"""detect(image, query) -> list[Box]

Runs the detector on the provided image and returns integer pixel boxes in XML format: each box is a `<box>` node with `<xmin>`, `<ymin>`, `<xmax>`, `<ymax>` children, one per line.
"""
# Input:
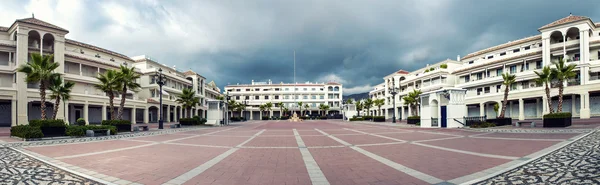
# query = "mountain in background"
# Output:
<box><xmin>343</xmin><ymin>92</ymin><xmax>369</xmax><ymax>101</ymax></box>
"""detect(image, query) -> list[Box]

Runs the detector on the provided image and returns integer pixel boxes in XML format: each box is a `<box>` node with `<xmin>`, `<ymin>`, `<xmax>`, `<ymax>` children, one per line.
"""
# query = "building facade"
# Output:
<box><xmin>224</xmin><ymin>80</ymin><xmax>343</xmax><ymax>119</ymax></box>
<box><xmin>369</xmin><ymin>14</ymin><xmax>600</xmax><ymax>121</ymax></box>
<box><xmin>0</xmin><ymin>17</ymin><xmax>213</xmax><ymax>127</ymax></box>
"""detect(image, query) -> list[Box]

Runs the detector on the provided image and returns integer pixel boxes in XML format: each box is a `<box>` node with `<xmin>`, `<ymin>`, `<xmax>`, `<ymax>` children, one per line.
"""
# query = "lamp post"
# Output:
<box><xmin>223</xmin><ymin>91</ymin><xmax>231</xmax><ymax>125</ymax></box>
<box><xmin>389</xmin><ymin>84</ymin><xmax>399</xmax><ymax>123</ymax></box>
<box><xmin>156</xmin><ymin>68</ymin><xmax>166</xmax><ymax>129</ymax></box>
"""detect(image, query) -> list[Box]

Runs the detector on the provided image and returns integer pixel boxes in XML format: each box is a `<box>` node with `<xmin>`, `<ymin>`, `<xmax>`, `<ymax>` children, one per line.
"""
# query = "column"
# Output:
<box><xmin>572</xmin><ymin>94</ymin><xmax>576</xmax><ymax>115</ymax></box>
<box><xmin>518</xmin><ymin>99</ymin><xmax>524</xmax><ymax>120</ymax></box>
<box><xmin>83</xmin><ymin>103</ymin><xmax>89</xmax><ymax>125</ymax></box>
<box><xmin>480</xmin><ymin>103</ymin><xmax>485</xmax><ymax>117</ymax></box>
<box><xmin>166</xmin><ymin>105</ymin><xmax>171</xmax><ymax>122</ymax></box>
<box><xmin>101</xmin><ymin>103</ymin><xmax>107</xmax><ymax>121</ymax></box>
<box><xmin>16</xmin><ymin>31</ymin><xmax>28</xmax><ymax>125</ymax></box>
<box><xmin>143</xmin><ymin>107</ymin><xmax>149</xmax><ymax>123</ymax></box>
<box><xmin>542</xmin><ymin>97</ymin><xmax>550</xmax><ymax>115</ymax></box>
<box><xmin>270</xmin><ymin>110</ymin><xmax>273</xmax><ymax>117</ymax></box>
<box><xmin>11</xmin><ymin>99</ymin><xmax>16</xmax><ymax>126</ymax></box>
<box><xmin>408</xmin><ymin>106</ymin><xmax>412</xmax><ymax>116</ymax></box>
<box><xmin>563</xmin><ymin>33</ymin><xmax>567</xmax><ymax>57</ymax></box>
<box><xmin>259</xmin><ymin>111</ymin><xmax>262</xmax><ymax>119</ymax></box>
<box><xmin>250</xmin><ymin>110</ymin><xmax>253</xmax><ymax>120</ymax></box>
<box><xmin>131</xmin><ymin>105</ymin><xmax>137</xmax><ymax>124</ymax></box>
<box><xmin>508</xmin><ymin>101</ymin><xmax>513</xmax><ymax>118</ymax></box>
<box><xmin>542</xmin><ymin>38</ymin><xmax>551</xmax><ymax>66</ymax></box>
<box><xmin>401</xmin><ymin>106</ymin><xmax>406</xmax><ymax>120</ymax></box>
<box><xmin>394</xmin><ymin>107</ymin><xmax>399</xmax><ymax>120</ymax></box>
<box><xmin>536</xmin><ymin>98</ymin><xmax>541</xmax><ymax>118</ymax></box>
<box><xmin>580</xmin><ymin>93</ymin><xmax>590</xmax><ymax>119</ymax></box>
<box><xmin>179</xmin><ymin>107</ymin><xmax>183</xmax><ymax>119</ymax></box>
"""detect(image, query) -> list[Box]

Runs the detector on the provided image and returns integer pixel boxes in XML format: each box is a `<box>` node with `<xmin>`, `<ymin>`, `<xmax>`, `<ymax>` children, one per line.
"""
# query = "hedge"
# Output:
<box><xmin>362</xmin><ymin>116</ymin><xmax>373</xmax><ymax>120</ymax></box>
<box><xmin>280</xmin><ymin>116</ymin><xmax>290</xmax><ymax>120</ymax></box>
<box><xmin>319</xmin><ymin>116</ymin><xmax>327</xmax><ymax>120</ymax></box>
<box><xmin>543</xmin><ymin>112</ymin><xmax>572</xmax><ymax>119</ymax></box>
<box><xmin>11</xmin><ymin>125</ymin><xmax>44</xmax><ymax>139</ymax></box>
<box><xmin>76</xmin><ymin>118</ymin><xmax>86</xmax><ymax>126</ymax></box>
<box><xmin>349</xmin><ymin>117</ymin><xmax>364</xmax><ymax>121</ymax></box>
<box><xmin>29</xmin><ymin>119</ymin><xmax>67</xmax><ymax>127</ymax></box>
<box><xmin>408</xmin><ymin>116</ymin><xmax>421</xmax><ymax>119</ymax></box>
<box><xmin>66</xmin><ymin>125</ymin><xmax>117</xmax><ymax>136</ymax></box>
<box><xmin>101</xmin><ymin>120</ymin><xmax>131</xmax><ymax>125</ymax></box>
<box><xmin>471</xmin><ymin>122</ymin><xmax>496</xmax><ymax>128</ymax></box>
<box><xmin>262</xmin><ymin>116</ymin><xmax>270</xmax><ymax>120</ymax></box>
<box><xmin>373</xmin><ymin>116</ymin><xmax>385</xmax><ymax>122</ymax></box>
<box><xmin>180</xmin><ymin>117</ymin><xmax>206</xmax><ymax>125</ymax></box>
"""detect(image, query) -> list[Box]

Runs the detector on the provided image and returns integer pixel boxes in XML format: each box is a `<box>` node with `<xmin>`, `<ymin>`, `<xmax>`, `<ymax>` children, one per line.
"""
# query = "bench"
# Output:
<box><xmin>169</xmin><ymin>124</ymin><xmax>181</xmax><ymax>128</ymax></box>
<box><xmin>133</xmin><ymin>125</ymin><xmax>149</xmax><ymax>132</ymax></box>
<box><xmin>515</xmin><ymin>121</ymin><xmax>535</xmax><ymax>128</ymax></box>
<box><xmin>86</xmin><ymin>129</ymin><xmax>110</xmax><ymax>137</ymax></box>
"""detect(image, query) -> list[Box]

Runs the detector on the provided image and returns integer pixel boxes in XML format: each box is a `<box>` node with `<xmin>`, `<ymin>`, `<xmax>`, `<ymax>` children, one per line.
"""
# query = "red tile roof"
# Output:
<box><xmin>15</xmin><ymin>18</ymin><xmax>69</xmax><ymax>32</ymax></box>
<box><xmin>326</xmin><ymin>82</ymin><xmax>341</xmax><ymax>85</ymax></box>
<box><xmin>66</xmin><ymin>39</ymin><xmax>134</xmax><ymax>62</ymax></box>
<box><xmin>461</xmin><ymin>35</ymin><xmax>541</xmax><ymax>61</ymax></box>
<box><xmin>183</xmin><ymin>70</ymin><xmax>196</xmax><ymax>76</ymax></box>
<box><xmin>396</xmin><ymin>69</ymin><xmax>410</xmax><ymax>74</ymax></box>
<box><xmin>147</xmin><ymin>99</ymin><xmax>160</xmax><ymax>104</ymax></box>
<box><xmin>539</xmin><ymin>14</ymin><xmax>590</xmax><ymax>30</ymax></box>
<box><xmin>453</xmin><ymin>51</ymin><xmax>542</xmax><ymax>74</ymax></box>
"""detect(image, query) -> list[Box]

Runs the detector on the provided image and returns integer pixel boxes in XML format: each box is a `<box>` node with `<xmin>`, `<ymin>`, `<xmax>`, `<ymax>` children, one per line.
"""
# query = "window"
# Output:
<box><xmin>510</xmin><ymin>66</ymin><xmax>517</xmax><ymax>74</ymax></box>
<box><xmin>500</xmin><ymin>52</ymin><xmax>506</xmax><ymax>56</ymax></box>
<box><xmin>303</xmin><ymin>95</ymin><xmax>308</xmax><ymax>99</ymax></box>
<box><xmin>486</xmin><ymin>70</ymin><xmax>490</xmax><ymax>78</ymax></box>
<box><xmin>496</xmin><ymin>69</ymin><xmax>503</xmax><ymax>76</ymax></box>
<box><xmin>275</xmin><ymin>88</ymin><xmax>280</xmax><ymax>91</ymax></box>
<box><xmin>285</xmin><ymin>88</ymin><xmax>289</xmax><ymax>91</ymax></box>
<box><xmin>320</xmin><ymin>88</ymin><xmax>324</xmax><ymax>91</ymax></box>
<box><xmin>487</xmin><ymin>55</ymin><xmax>494</xmax><ymax>59</ymax></box>
<box><xmin>265</xmin><ymin>96</ymin><xmax>269</xmax><ymax>99</ymax></box>
<box><xmin>484</xmin><ymin>87</ymin><xmax>490</xmax><ymax>93</ymax></box>
<box><xmin>524</xmin><ymin>46</ymin><xmax>530</xmax><ymax>50</ymax></box>
<box><xmin>255</xmin><ymin>88</ymin><xmax>260</xmax><ymax>91</ymax></box>
<box><xmin>468</xmin><ymin>61</ymin><xmax>474</xmax><ymax>64</ymax></box>
<box><xmin>151</xmin><ymin>89</ymin><xmax>156</xmax><ymax>97</ymax></box>
<box><xmin>275</xmin><ymin>95</ymin><xmax>279</xmax><ymax>99</ymax></box>
<box><xmin>477</xmin><ymin>88</ymin><xmax>482</xmax><ymax>95</ymax></box>
<box><xmin>303</xmin><ymin>88</ymin><xmax>307</xmax><ymax>91</ymax></box>
<box><xmin>295</xmin><ymin>95</ymin><xmax>299</xmax><ymax>99</ymax></box>
<box><xmin>245</xmin><ymin>96</ymin><xmax>249</xmax><ymax>100</ymax></box>
<box><xmin>254</xmin><ymin>96</ymin><xmax>259</xmax><ymax>100</ymax></box>
<box><xmin>312</xmin><ymin>95</ymin><xmax>316</xmax><ymax>99</ymax></box>
<box><xmin>320</xmin><ymin>95</ymin><xmax>324</xmax><ymax>99</ymax></box>
<box><xmin>284</xmin><ymin>95</ymin><xmax>289</xmax><ymax>99</ymax></box>
<box><xmin>311</xmin><ymin>88</ymin><xmax>315</xmax><ymax>91</ymax></box>
<box><xmin>295</xmin><ymin>88</ymin><xmax>298</xmax><ymax>91</ymax></box>
<box><xmin>464</xmin><ymin>75</ymin><xmax>470</xmax><ymax>83</ymax></box>
<box><xmin>496</xmin><ymin>85</ymin><xmax>502</xmax><ymax>93</ymax></box>
<box><xmin>312</xmin><ymin>103</ymin><xmax>316</xmax><ymax>107</ymax></box>
<box><xmin>536</xmin><ymin>61</ymin><xmax>542</xmax><ymax>69</ymax></box>
<box><xmin>246</xmin><ymin>89</ymin><xmax>250</xmax><ymax>91</ymax></box>
<box><xmin>525</xmin><ymin>63</ymin><xmax>530</xmax><ymax>71</ymax></box>
<box><xmin>236</xmin><ymin>96</ymin><xmax>240</xmax><ymax>100</ymax></box>
<box><xmin>476</xmin><ymin>73</ymin><xmax>483</xmax><ymax>80</ymax></box>
<box><xmin>510</xmin><ymin>83</ymin><xmax>517</xmax><ymax>90</ymax></box>
<box><xmin>538</xmin><ymin>43</ymin><xmax>542</xmax><ymax>47</ymax></box>
<box><xmin>236</xmin><ymin>89</ymin><xmax>241</xmax><ymax>92</ymax></box>
<box><xmin>513</xmin><ymin>49</ymin><xmax>520</xmax><ymax>53</ymax></box>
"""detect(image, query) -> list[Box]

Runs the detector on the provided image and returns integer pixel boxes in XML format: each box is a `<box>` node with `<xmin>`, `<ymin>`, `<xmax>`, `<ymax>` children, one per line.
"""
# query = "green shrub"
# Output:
<box><xmin>319</xmin><ymin>116</ymin><xmax>327</xmax><ymax>120</ymax></box>
<box><xmin>543</xmin><ymin>112</ymin><xmax>572</xmax><ymax>119</ymax></box>
<box><xmin>29</xmin><ymin>119</ymin><xmax>67</xmax><ymax>127</ymax></box>
<box><xmin>471</xmin><ymin>122</ymin><xmax>496</xmax><ymax>128</ymax></box>
<box><xmin>76</xmin><ymin>118</ymin><xmax>86</xmax><ymax>126</ymax></box>
<box><xmin>349</xmin><ymin>117</ymin><xmax>365</xmax><ymax>121</ymax></box>
<box><xmin>362</xmin><ymin>116</ymin><xmax>373</xmax><ymax>120</ymax></box>
<box><xmin>101</xmin><ymin>120</ymin><xmax>131</xmax><ymax>125</ymax></box>
<box><xmin>281</xmin><ymin>116</ymin><xmax>290</xmax><ymax>120</ymax></box>
<box><xmin>408</xmin><ymin>116</ymin><xmax>420</xmax><ymax>119</ymax></box>
<box><xmin>180</xmin><ymin>118</ymin><xmax>201</xmax><ymax>125</ymax></box>
<box><xmin>416</xmin><ymin>122</ymin><xmax>421</xmax><ymax>126</ymax></box>
<box><xmin>300</xmin><ymin>116</ymin><xmax>309</xmax><ymax>120</ymax></box>
<box><xmin>11</xmin><ymin>125</ymin><xmax>44</xmax><ymax>139</ymax></box>
<box><xmin>440</xmin><ymin>64</ymin><xmax>448</xmax><ymax>69</ymax></box>
<box><xmin>261</xmin><ymin>116</ymin><xmax>270</xmax><ymax>120</ymax></box>
<box><xmin>373</xmin><ymin>116</ymin><xmax>386</xmax><ymax>122</ymax></box>
<box><xmin>430</xmin><ymin>67</ymin><xmax>435</xmax><ymax>71</ymax></box>
<box><xmin>66</xmin><ymin>125</ymin><xmax>117</xmax><ymax>136</ymax></box>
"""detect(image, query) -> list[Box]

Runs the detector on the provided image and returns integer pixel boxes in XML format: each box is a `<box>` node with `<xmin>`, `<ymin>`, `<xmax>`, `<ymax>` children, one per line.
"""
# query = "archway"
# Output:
<box><xmin>550</xmin><ymin>31</ymin><xmax>563</xmax><ymax>44</ymax></box>
<box><xmin>42</xmin><ymin>33</ymin><xmax>55</xmax><ymax>53</ymax></box>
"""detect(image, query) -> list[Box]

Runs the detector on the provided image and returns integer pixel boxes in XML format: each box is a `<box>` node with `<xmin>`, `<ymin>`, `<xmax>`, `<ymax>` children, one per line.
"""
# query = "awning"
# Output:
<box><xmin>590</xmin><ymin>67</ymin><xmax>600</xmax><ymax>73</ymax></box>
<box><xmin>162</xmin><ymin>90</ymin><xmax>170</xmax><ymax>96</ymax></box>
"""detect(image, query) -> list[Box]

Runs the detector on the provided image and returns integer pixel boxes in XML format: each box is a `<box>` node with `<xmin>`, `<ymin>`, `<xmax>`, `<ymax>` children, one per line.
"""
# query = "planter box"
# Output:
<box><xmin>114</xmin><ymin>124</ymin><xmax>132</xmax><ymax>132</ymax></box>
<box><xmin>407</xmin><ymin>118</ymin><xmax>419</xmax><ymax>125</ymax></box>
<box><xmin>543</xmin><ymin>117</ymin><xmax>572</xmax><ymax>127</ymax></box>
<box><xmin>486</xmin><ymin>118</ymin><xmax>512</xmax><ymax>126</ymax></box>
<box><xmin>40</xmin><ymin>127</ymin><xmax>66</xmax><ymax>137</ymax></box>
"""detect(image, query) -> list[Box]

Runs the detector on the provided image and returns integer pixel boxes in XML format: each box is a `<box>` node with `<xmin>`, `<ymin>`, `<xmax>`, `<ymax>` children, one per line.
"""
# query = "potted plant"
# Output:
<box><xmin>487</xmin><ymin>73</ymin><xmax>514</xmax><ymax>126</ymax></box>
<box><xmin>30</xmin><ymin>119</ymin><xmax>67</xmax><ymax>137</ymax></box>
<box><xmin>541</xmin><ymin>58</ymin><xmax>575</xmax><ymax>127</ymax></box>
<box><xmin>543</xmin><ymin>112</ymin><xmax>572</xmax><ymax>127</ymax></box>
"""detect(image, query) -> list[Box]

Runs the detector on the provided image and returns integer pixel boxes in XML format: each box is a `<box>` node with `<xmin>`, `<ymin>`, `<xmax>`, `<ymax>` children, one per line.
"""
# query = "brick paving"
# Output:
<box><xmin>8</xmin><ymin>120</ymin><xmax>594</xmax><ymax>185</ymax></box>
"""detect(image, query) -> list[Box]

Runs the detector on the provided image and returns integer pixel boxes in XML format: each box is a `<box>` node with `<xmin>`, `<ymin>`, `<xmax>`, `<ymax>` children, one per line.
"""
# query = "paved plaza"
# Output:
<box><xmin>1</xmin><ymin>120</ymin><xmax>598</xmax><ymax>185</ymax></box>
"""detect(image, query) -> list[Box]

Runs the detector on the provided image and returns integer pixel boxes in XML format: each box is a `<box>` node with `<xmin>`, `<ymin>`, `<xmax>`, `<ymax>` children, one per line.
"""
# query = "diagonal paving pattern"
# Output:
<box><xmin>5</xmin><ymin>120</ymin><xmax>597</xmax><ymax>185</ymax></box>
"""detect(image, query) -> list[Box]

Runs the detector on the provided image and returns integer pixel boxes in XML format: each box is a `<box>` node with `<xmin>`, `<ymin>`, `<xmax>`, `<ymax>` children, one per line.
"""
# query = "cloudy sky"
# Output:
<box><xmin>2</xmin><ymin>0</ymin><xmax>599</xmax><ymax>94</ymax></box>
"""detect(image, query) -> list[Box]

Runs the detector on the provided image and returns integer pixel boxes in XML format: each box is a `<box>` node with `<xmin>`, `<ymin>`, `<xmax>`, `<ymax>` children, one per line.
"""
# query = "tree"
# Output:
<box><xmin>227</xmin><ymin>100</ymin><xmax>237</xmax><ymax>117</ymax></box>
<box><xmin>345</xmin><ymin>98</ymin><xmax>354</xmax><ymax>105</ymax></box>
<box><xmin>550</xmin><ymin>58</ymin><xmax>577</xmax><ymax>112</ymax></box>
<box><xmin>17</xmin><ymin>53</ymin><xmax>60</xmax><ymax>120</ymax></box>
<box><xmin>364</xmin><ymin>98</ymin><xmax>373</xmax><ymax>116</ymax></box>
<box><xmin>355</xmin><ymin>101</ymin><xmax>364</xmax><ymax>116</ymax></box>
<box><xmin>304</xmin><ymin>104</ymin><xmax>310</xmax><ymax>116</ymax></box>
<box><xmin>534</xmin><ymin>66</ymin><xmax>554</xmax><ymax>113</ymax></box>
<box><xmin>283</xmin><ymin>107</ymin><xmax>289</xmax><ymax>116</ymax></box>
<box><xmin>176</xmin><ymin>88</ymin><xmax>199</xmax><ymax>118</ymax></box>
<box><xmin>116</xmin><ymin>65</ymin><xmax>141</xmax><ymax>120</ymax></box>
<box><xmin>235</xmin><ymin>102</ymin><xmax>246</xmax><ymax>119</ymax></box>
<box><xmin>493</xmin><ymin>103</ymin><xmax>499</xmax><ymax>116</ymax></box>
<box><xmin>95</xmin><ymin>70</ymin><xmax>121</xmax><ymax>120</ymax></box>
<box><xmin>319</xmin><ymin>104</ymin><xmax>330</xmax><ymax>116</ymax></box>
<box><xmin>374</xmin><ymin>99</ymin><xmax>385</xmax><ymax>117</ymax></box>
<box><xmin>297</xmin><ymin>102</ymin><xmax>303</xmax><ymax>116</ymax></box>
<box><xmin>49</xmin><ymin>77</ymin><xmax>74</xmax><ymax>120</ymax></box>
<box><xmin>259</xmin><ymin>104</ymin><xmax>266</xmax><ymax>117</ymax></box>
<box><xmin>498</xmin><ymin>73</ymin><xmax>516</xmax><ymax>118</ymax></box>
<box><xmin>403</xmin><ymin>90</ymin><xmax>422</xmax><ymax>116</ymax></box>
<box><xmin>265</xmin><ymin>102</ymin><xmax>273</xmax><ymax>117</ymax></box>
<box><xmin>276</xmin><ymin>102</ymin><xmax>284</xmax><ymax>117</ymax></box>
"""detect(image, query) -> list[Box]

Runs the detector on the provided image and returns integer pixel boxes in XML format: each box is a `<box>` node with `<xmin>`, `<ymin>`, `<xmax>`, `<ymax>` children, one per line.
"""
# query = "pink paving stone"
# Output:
<box><xmin>296</xmin><ymin>130</ymin><xmax>323</xmax><ymax>135</ymax></box>
<box><xmin>261</xmin><ymin>130</ymin><xmax>294</xmax><ymax>135</ymax></box>
<box><xmin>174</xmin><ymin>135</ymin><xmax>251</xmax><ymax>147</ymax></box>
<box><xmin>26</xmin><ymin>140</ymin><xmax>144</xmax><ymax>158</ymax></box>
<box><xmin>309</xmin><ymin>147</ymin><xmax>427</xmax><ymax>185</ymax></box>
<box><xmin>130</xmin><ymin>133</ymin><xmax>192</xmax><ymax>142</ymax></box>
<box><xmin>184</xmin><ymin>148</ymin><xmax>310</xmax><ymax>185</ymax></box>
<box><xmin>180</xmin><ymin>129</ymin><xmax>218</xmax><ymax>135</ymax></box>
<box><xmin>334</xmin><ymin>134</ymin><xmax>399</xmax><ymax>145</ymax></box>
<box><xmin>301</xmin><ymin>135</ymin><xmax>344</xmax><ymax>147</ymax></box>
<box><xmin>0</xmin><ymin>136</ymin><xmax>23</xmax><ymax>142</ymax></box>
<box><xmin>208</xmin><ymin>130</ymin><xmax>259</xmax><ymax>136</ymax></box>
<box><xmin>319</xmin><ymin>129</ymin><xmax>360</xmax><ymax>135</ymax></box>
<box><xmin>424</xmin><ymin>129</ymin><xmax>482</xmax><ymax>136</ymax></box>
<box><xmin>61</xmin><ymin>144</ymin><xmax>228</xmax><ymax>185</ymax></box>
<box><xmin>361</xmin><ymin>144</ymin><xmax>511</xmax><ymax>180</ymax></box>
<box><xmin>357</xmin><ymin>128</ymin><xmax>411</xmax><ymax>134</ymax></box>
<box><xmin>379</xmin><ymin>132</ymin><xmax>459</xmax><ymax>141</ymax></box>
<box><xmin>475</xmin><ymin>132</ymin><xmax>580</xmax><ymax>140</ymax></box>
<box><xmin>421</xmin><ymin>137</ymin><xmax>560</xmax><ymax>157</ymax></box>
<box><xmin>243</xmin><ymin>136</ymin><xmax>298</xmax><ymax>147</ymax></box>
<box><xmin>254</xmin><ymin>121</ymin><xmax>350</xmax><ymax>130</ymax></box>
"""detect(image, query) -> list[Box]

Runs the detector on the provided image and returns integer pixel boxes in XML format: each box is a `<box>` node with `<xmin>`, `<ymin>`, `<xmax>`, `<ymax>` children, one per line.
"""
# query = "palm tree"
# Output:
<box><xmin>259</xmin><ymin>104</ymin><xmax>266</xmax><ymax>118</ymax></box>
<box><xmin>499</xmin><ymin>73</ymin><xmax>516</xmax><ymax>118</ymax></box>
<box><xmin>235</xmin><ymin>102</ymin><xmax>246</xmax><ymax>119</ymax></box>
<box><xmin>116</xmin><ymin>65</ymin><xmax>141</xmax><ymax>120</ymax></box>
<box><xmin>550</xmin><ymin>58</ymin><xmax>577</xmax><ymax>112</ymax></box>
<box><xmin>345</xmin><ymin>98</ymin><xmax>354</xmax><ymax>105</ymax></box>
<box><xmin>283</xmin><ymin>107</ymin><xmax>289</xmax><ymax>116</ymax></box>
<box><xmin>355</xmin><ymin>101</ymin><xmax>364</xmax><ymax>116</ymax></box>
<box><xmin>364</xmin><ymin>98</ymin><xmax>373</xmax><ymax>116</ymax></box>
<box><xmin>227</xmin><ymin>100</ymin><xmax>237</xmax><ymax>117</ymax></box>
<box><xmin>175</xmin><ymin>88</ymin><xmax>199</xmax><ymax>118</ymax></box>
<box><xmin>276</xmin><ymin>102</ymin><xmax>284</xmax><ymax>117</ymax></box>
<box><xmin>265</xmin><ymin>102</ymin><xmax>273</xmax><ymax>117</ymax></box>
<box><xmin>304</xmin><ymin>104</ymin><xmax>310</xmax><ymax>116</ymax></box>
<box><xmin>17</xmin><ymin>53</ymin><xmax>60</xmax><ymax>120</ymax></box>
<box><xmin>48</xmin><ymin>77</ymin><xmax>74</xmax><ymax>120</ymax></box>
<box><xmin>95</xmin><ymin>70</ymin><xmax>121</xmax><ymax>120</ymax></box>
<box><xmin>297</xmin><ymin>102</ymin><xmax>304</xmax><ymax>116</ymax></box>
<box><xmin>403</xmin><ymin>90</ymin><xmax>422</xmax><ymax>116</ymax></box>
<box><xmin>319</xmin><ymin>104</ymin><xmax>330</xmax><ymax>116</ymax></box>
<box><xmin>534</xmin><ymin>66</ymin><xmax>554</xmax><ymax>113</ymax></box>
<box><xmin>374</xmin><ymin>99</ymin><xmax>385</xmax><ymax>117</ymax></box>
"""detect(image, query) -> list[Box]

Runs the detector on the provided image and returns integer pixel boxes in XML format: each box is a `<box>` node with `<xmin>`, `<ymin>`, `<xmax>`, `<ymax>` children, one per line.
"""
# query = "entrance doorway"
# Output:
<box><xmin>441</xmin><ymin>106</ymin><xmax>447</xmax><ymax>128</ymax></box>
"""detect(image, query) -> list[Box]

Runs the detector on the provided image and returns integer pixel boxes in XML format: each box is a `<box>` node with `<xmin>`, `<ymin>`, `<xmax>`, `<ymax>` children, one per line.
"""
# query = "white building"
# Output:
<box><xmin>0</xmin><ymin>17</ymin><xmax>213</xmax><ymax>126</ymax></box>
<box><xmin>224</xmin><ymin>80</ymin><xmax>343</xmax><ymax>119</ymax></box>
<box><xmin>369</xmin><ymin>14</ymin><xmax>600</xmax><ymax>126</ymax></box>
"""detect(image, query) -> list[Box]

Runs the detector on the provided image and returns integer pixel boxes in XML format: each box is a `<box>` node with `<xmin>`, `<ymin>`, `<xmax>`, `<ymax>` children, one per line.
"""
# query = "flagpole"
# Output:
<box><xmin>294</xmin><ymin>50</ymin><xmax>296</xmax><ymax>114</ymax></box>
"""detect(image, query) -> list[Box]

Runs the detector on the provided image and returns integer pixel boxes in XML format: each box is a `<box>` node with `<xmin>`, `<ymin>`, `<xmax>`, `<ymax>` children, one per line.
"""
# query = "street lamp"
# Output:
<box><xmin>155</xmin><ymin>68</ymin><xmax>166</xmax><ymax>129</ymax></box>
<box><xmin>222</xmin><ymin>91</ymin><xmax>231</xmax><ymax>125</ymax></box>
<box><xmin>389</xmin><ymin>82</ymin><xmax>399</xmax><ymax>123</ymax></box>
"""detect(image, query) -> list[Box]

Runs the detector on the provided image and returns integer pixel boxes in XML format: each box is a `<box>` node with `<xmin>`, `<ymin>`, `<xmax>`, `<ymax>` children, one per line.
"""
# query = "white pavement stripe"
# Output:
<box><xmin>344</xmin><ymin>128</ymin><xmax>407</xmax><ymax>142</ymax></box>
<box><xmin>470</xmin><ymin>136</ymin><xmax>566</xmax><ymax>141</ymax></box>
<box><xmin>418</xmin><ymin>131</ymin><xmax>464</xmax><ymax>137</ymax></box>
<box><xmin>55</xmin><ymin>143</ymin><xmax>158</xmax><ymax>160</ymax></box>
<box><xmin>412</xmin><ymin>142</ymin><xmax>519</xmax><ymax>160</ymax></box>
<box><xmin>165</xmin><ymin>129</ymin><xmax>266</xmax><ymax>185</ymax></box>
<box><xmin>294</xmin><ymin>129</ymin><xmax>330</xmax><ymax>185</ymax></box>
<box><xmin>164</xmin><ymin>127</ymin><xmax>240</xmax><ymax>143</ymax></box>
<box><xmin>316</xmin><ymin>129</ymin><xmax>444</xmax><ymax>184</ymax></box>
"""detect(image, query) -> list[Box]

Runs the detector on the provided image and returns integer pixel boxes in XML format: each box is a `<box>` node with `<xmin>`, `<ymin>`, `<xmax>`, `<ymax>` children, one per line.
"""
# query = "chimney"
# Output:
<box><xmin>251</xmin><ymin>80</ymin><xmax>254</xmax><ymax>85</ymax></box>
<box><xmin>457</xmin><ymin>55</ymin><xmax>461</xmax><ymax>61</ymax></box>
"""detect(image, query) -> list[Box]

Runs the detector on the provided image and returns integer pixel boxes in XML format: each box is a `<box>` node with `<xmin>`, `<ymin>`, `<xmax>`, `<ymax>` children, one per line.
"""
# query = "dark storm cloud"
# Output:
<box><xmin>4</xmin><ymin>0</ymin><xmax>598</xmax><ymax>94</ymax></box>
